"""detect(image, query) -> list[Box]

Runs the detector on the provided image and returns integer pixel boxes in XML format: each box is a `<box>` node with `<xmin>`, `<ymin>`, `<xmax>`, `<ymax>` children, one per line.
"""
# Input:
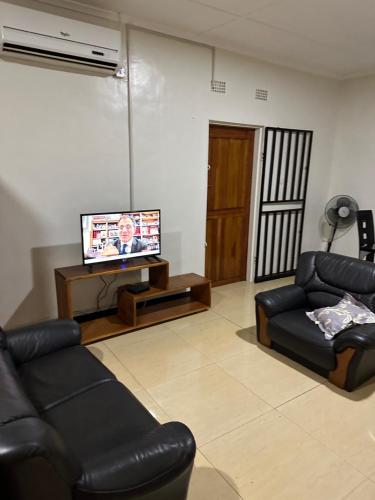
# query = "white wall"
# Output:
<box><xmin>129</xmin><ymin>31</ymin><xmax>212</xmax><ymax>276</ymax></box>
<box><xmin>0</xmin><ymin>18</ymin><xmax>341</xmax><ymax>328</ymax></box>
<box><xmin>209</xmin><ymin>50</ymin><xmax>340</xmax><ymax>263</ymax></box>
<box><xmin>129</xmin><ymin>32</ymin><xmax>340</xmax><ymax>276</ymax></box>
<box><xmin>328</xmin><ymin>76</ymin><xmax>375</xmax><ymax>257</ymax></box>
<box><xmin>0</xmin><ymin>60</ymin><xmax>129</xmax><ymax>327</ymax></box>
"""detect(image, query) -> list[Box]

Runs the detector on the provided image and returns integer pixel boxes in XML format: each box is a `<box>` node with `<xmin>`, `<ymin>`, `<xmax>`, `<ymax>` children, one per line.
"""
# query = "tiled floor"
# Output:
<box><xmin>88</xmin><ymin>279</ymin><xmax>375</xmax><ymax>500</ymax></box>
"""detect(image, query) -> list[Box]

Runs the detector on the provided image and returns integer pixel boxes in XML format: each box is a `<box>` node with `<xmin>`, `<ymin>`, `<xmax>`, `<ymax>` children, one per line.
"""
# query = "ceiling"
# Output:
<box><xmin>54</xmin><ymin>0</ymin><xmax>375</xmax><ymax>79</ymax></box>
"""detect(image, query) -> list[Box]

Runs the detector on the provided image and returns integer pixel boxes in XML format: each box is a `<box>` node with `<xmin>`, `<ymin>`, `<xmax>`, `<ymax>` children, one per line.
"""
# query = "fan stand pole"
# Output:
<box><xmin>327</xmin><ymin>222</ymin><xmax>338</xmax><ymax>252</ymax></box>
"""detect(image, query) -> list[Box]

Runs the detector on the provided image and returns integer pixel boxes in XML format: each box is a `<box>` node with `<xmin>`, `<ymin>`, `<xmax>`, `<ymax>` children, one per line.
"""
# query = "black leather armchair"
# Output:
<box><xmin>255</xmin><ymin>251</ymin><xmax>375</xmax><ymax>391</ymax></box>
<box><xmin>0</xmin><ymin>320</ymin><xmax>196</xmax><ymax>500</ymax></box>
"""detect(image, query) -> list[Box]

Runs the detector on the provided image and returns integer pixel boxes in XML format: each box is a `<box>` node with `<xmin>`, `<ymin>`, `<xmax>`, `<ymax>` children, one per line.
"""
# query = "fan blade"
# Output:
<box><xmin>336</xmin><ymin>210</ymin><xmax>357</xmax><ymax>228</ymax></box>
<box><xmin>326</xmin><ymin>207</ymin><xmax>338</xmax><ymax>225</ymax></box>
<box><xmin>336</xmin><ymin>196</ymin><xmax>351</xmax><ymax>208</ymax></box>
<box><xmin>346</xmin><ymin>211</ymin><xmax>357</xmax><ymax>225</ymax></box>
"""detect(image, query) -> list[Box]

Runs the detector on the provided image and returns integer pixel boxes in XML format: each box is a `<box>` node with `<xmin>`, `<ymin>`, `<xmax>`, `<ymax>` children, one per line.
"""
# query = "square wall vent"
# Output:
<box><xmin>211</xmin><ymin>80</ymin><xmax>226</xmax><ymax>93</ymax></box>
<box><xmin>255</xmin><ymin>88</ymin><xmax>269</xmax><ymax>101</ymax></box>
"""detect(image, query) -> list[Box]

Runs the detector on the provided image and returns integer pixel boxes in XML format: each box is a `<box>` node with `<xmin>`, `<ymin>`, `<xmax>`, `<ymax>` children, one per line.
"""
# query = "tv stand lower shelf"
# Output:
<box><xmin>55</xmin><ymin>260</ymin><xmax>211</xmax><ymax>345</ymax></box>
<box><xmin>80</xmin><ymin>274</ymin><xmax>210</xmax><ymax>344</ymax></box>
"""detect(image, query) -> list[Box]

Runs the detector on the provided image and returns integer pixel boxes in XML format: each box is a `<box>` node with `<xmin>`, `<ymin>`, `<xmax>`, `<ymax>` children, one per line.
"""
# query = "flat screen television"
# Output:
<box><xmin>80</xmin><ymin>210</ymin><xmax>161</xmax><ymax>265</ymax></box>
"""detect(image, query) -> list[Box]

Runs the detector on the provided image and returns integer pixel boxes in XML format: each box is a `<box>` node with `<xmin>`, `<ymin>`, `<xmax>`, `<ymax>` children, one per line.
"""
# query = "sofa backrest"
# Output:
<box><xmin>0</xmin><ymin>326</ymin><xmax>7</xmax><ymax>350</ymax></box>
<box><xmin>0</xmin><ymin>346</ymin><xmax>80</xmax><ymax>499</ymax></box>
<box><xmin>0</xmin><ymin>348</ymin><xmax>38</xmax><ymax>426</ymax></box>
<box><xmin>295</xmin><ymin>251</ymin><xmax>375</xmax><ymax>311</ymax></box>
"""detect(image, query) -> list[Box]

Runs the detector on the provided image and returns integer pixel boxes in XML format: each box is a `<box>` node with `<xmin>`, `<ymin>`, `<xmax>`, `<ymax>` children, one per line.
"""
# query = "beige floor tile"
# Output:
<box><xmin>211</xmin><ymin>297</ymin><xmax>246</xmax><ymax>315</ymax></box>
<box><xmin>213</xmin><ymin>278</ymin><xmax>292</xmax><ymax>300</ymax></box>
<box><xmin>212</xmin><ymin>295</ymin><xmax>256</xmax><ymax>319</ymax></box>
<box><xmin>173</xmin><ymin>317</ymin><xmax>254</xmax><ymax>362</ymax></box>
<box><xmin>212</xmin><ymin>282</ymin><xmax>257</xmax><ymax>300</ymax></box>
<box><xmin>188</xmin><ymin>451</ymin><xmax>241</xmax><ymax>500</ymax></box>
<box><xmin>218</xmin><ymin>346</ymin><xmax>321</xmax><ymax>407</ymax></box>
<box><xmin>212</xmin><ymin>284</ymin><xmax>256</xmax><ymax>298</ymax></box>
<box><xmin>253</xmin><ymin>277</ymin><xmax>294</xmax><ymax>293</ymax></box>
<box><xmin>278</xmin><ymin>383</ymin><xmax>375</xmax><ymax>476</ymax></box>
<box><xmin>214</xmin><ymin>281</ymin><xmax>255</xmax><ymax>293</ymax></box>
<box><xmin>148</xmin><ymin>364</ymin><xmax>272</xmax><ymax>446</ymax></box>
<box><xmin>211</xmin><ymin>283</ymin><xmax>262</xmax><ymax>320</ymax></box>
<box><xmin>211</xmin><ymin>292</ymin><xmax>255</xmax><ymax>312</ymax></box>
<box><xmin>88</xmin><ymin>279</ymin><xmax>375</xmax><ymax>500</ymax></box>
<box><xmin>132</xmin><ymin>389</ymin><xmax>171</xmax><ymax>423</ymax></box>
<box><xmin>87</xmin><ymin>342</ymin><xmax>142</xmax><ymax>393</ymax></box>
<box><xmin>166</xmin><ymin>309</ymin><xmax>221</xmax><ymax>330</ymax></box>
<box><xmin>344</xmin><ymin>480</ymin><xmax>375</xmax><ymax>499</ymax></box>
<box><xmin>210</xmin><ymin>290</ymin><xmax>230</xmax><ymax>310</ymax></box>
<box><xmin>201</xmin><ymin>410</ymin><xmax>364</xmax><ymax>500</ymax></box>
<box><xmin>105</xmin><ymin>323</ymin><xmax>171</xmax><ymax>351</ymax></box>
<box><xmin>216</xmin><ymin>304</ymin><xmax>256</xmax><ymax>329</ymax></box>
<box><xmin>107</xmin><ymin>330</ymin><xmax>212</xmax><ymax>389</ymax></box>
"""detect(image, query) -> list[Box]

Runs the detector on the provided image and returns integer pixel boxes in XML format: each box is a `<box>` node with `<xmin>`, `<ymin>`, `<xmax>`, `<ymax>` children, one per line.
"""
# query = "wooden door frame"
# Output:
<box><xmin>206</xmin><ymin>121</ymin><xmax>264</xmax><ymax>283</ymax></box>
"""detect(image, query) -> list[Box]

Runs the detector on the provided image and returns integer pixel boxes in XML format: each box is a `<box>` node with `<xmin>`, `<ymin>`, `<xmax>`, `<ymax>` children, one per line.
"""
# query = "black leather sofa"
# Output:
<box><xmin>255</xmin><ymin>251</ymin><xmax>375</xmax><ymax>391</ymax></box>
<box><xmin>0</xmin><ymin>320</ymin><xmax>196</xmax><ymax>500</ymax></box>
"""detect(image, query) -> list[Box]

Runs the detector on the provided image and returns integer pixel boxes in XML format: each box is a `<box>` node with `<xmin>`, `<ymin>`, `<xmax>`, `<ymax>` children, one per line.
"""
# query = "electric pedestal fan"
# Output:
<box><xmin>325</xmin><ymin>195</ymin><xmax>359</xmax><ymax>252</ymax></box>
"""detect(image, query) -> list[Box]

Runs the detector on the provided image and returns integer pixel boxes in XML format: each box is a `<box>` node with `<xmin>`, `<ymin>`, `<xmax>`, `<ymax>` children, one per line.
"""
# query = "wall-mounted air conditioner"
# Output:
<box><xmin>0</xmin><ymin>2</ymin><xmax>121</xmax><ymax>75</ymax></box>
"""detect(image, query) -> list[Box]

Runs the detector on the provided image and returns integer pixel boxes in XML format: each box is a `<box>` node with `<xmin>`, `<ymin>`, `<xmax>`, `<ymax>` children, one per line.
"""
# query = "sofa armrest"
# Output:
<box><xmin>77</xmin><ymin>421</ymin><xmax>196</xmax><ymax>494</ymax></box>
<box><xmin>334</xmin><ymin>323</ymin><xmax>375</xmax><ymax>352</ymax></box>
<box><xmin>255</xmin><ymin>285</ymin><xmax>307</xmax><ymax>318</ymax></box>
<box><xmin>6</xmin><ymin>320</ymin><xmax>81</xmax><ymax>364</ymax></box>
<box><xmin>0</xmin><ymin>417</ymin><xmax>81</xmax><ymax>485</ymax></box>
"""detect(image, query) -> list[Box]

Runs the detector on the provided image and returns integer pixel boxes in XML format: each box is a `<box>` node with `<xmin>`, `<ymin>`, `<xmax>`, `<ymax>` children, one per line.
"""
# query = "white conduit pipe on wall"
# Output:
<box><xmin>124</xmin><ymin>22</ymin><xmax>134</xmax><ymax>210</ymax></box>
<box><xmin>121</xmin><ymin>23</ymin><xmax>214</xmax><ymax>211</ymax></box>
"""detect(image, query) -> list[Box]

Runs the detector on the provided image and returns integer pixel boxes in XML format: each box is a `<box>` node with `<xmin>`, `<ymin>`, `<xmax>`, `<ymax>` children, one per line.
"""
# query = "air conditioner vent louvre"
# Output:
<box><xmin>3</xmin><ymin>42</ymin><xmax>118</xmax><ymax>69</ymax></box>
<box><xmin>211</xmin><ymin>79</ymin><xmax>226</xmax><ymax>93</ymax></box>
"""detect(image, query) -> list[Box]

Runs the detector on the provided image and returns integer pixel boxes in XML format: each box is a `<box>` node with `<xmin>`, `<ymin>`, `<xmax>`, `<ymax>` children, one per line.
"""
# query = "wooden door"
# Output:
<box><xmin>205</xmin><ymin>125</ymin><xmax>255</xmax><ymax>286</ymax></box>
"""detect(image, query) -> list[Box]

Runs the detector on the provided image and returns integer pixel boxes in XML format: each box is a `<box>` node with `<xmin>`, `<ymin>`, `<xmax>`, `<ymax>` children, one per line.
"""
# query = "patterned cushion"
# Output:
<box><xmin>306</xmin><ymin>293</ymin><xmax>375</xmax><ymax>340</ymax></box>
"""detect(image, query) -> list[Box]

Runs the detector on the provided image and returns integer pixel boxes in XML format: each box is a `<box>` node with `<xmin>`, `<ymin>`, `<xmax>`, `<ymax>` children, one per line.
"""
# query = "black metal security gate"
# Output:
<box><xmin>254</xmin><ymin>127</ymin><xmax>313</xmax><ymax>282</ymax></box>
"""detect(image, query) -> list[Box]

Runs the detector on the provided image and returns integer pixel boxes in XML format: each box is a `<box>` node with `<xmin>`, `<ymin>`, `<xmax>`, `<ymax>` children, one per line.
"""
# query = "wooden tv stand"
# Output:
<box><xmin>55</xmin><ymin>258</ymin><xmax>211</xmax><ymax>345</ymax></box>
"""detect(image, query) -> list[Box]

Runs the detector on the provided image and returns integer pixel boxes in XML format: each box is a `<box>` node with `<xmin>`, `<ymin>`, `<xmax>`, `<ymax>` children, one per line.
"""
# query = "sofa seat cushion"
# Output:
<box><xmin>268</xmin><ymin>308</ymin><xmax>336</xmax><ymax>371</ymax></box>
<box><xmin>42</xmin><ymin>380</ymin><xmax>175</xmax><ymax>492</ymax></box>
<box><xmin>17</xmin><ymin>346</ymin><xmax>115</xmax><ymax>411</ymax></box>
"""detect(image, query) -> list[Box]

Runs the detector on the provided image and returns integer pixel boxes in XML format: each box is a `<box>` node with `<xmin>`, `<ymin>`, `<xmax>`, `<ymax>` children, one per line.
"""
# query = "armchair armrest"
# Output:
<box><xmin>5</xmin><ymin>320</ymin><xmax>81</xmax><ymax>365</ymax></box>
<box><xmin>255</xmin><ymin>284</ymin><xmax>307</xmax><ymax>318</ymax></box>
<box><xmin>334</xmin><ymin>323</ymin><xmax>375</xmax><ymax>352</ymax></box>
<box><xmin>77</xmin><ymin>421</ymin><xmax>196</xmax><ymax>493</ymax></box>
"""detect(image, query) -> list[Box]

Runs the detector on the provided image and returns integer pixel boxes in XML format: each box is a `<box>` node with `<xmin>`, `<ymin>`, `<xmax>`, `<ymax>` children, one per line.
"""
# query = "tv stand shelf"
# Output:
<box><xmin>55</xmin><ymin>259</ymin><xmax>211</xmax><ymax>345</ymax></box>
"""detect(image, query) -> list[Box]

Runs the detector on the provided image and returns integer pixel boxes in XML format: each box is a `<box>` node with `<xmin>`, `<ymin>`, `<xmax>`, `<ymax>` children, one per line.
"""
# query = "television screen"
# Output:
<box><xmin>80</xmin><ymin>210</ymin><xmax>161</xmax><ymax>265</ymax></box>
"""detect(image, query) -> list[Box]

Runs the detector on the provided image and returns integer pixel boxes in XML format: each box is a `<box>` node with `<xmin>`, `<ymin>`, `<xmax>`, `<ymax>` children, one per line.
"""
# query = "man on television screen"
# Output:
<box><xmin>112</xmin><ymin>215</ymin><xmax>147</xmax><ymax>254</ymax></box>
